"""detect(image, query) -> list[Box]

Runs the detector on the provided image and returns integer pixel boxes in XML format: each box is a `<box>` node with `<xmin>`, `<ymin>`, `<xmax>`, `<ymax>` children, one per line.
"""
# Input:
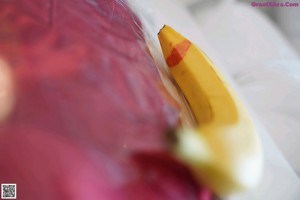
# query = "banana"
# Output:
<box><xmin>158</xmin><ymin>25</ymin><xmax>263</xmax><ymax>194</ymax></box>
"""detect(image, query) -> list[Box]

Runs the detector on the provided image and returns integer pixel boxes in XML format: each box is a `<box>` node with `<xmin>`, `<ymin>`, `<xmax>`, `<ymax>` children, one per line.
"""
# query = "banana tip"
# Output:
<box><xmin>164</xmin><ymin>128</ymin><xmax>178</xmax><ymax>148</ymax></box>
<box><xmin>158</xmin><ymin>24</ymin><xmax>167</xmax><ymax>35</ymax></box>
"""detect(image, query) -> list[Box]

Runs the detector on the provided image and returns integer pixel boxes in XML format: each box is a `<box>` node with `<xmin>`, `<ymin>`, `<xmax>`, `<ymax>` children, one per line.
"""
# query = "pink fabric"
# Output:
<box><xmin>0</xmin><ymin>0</ymin><xmax>212</xmax><ymax>199</ymax></box>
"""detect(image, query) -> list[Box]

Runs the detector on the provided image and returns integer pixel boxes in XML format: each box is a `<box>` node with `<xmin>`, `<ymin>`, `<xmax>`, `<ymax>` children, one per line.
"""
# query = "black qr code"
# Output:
<box><xmin>1</xmin><ymin>184</ymin><xmax>16</xmax><ymax>199</ymax></box>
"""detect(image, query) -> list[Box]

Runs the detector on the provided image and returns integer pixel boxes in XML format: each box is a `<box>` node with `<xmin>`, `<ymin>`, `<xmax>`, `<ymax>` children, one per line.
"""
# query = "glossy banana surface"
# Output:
<box><xmin>158</xmin><ymin>25</ymin><xmax>263</xmax><ymax>194</ymax></box>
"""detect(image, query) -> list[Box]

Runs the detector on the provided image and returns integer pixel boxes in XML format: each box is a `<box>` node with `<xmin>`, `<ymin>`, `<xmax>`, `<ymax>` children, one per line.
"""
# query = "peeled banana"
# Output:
<box><xmin>158</xmin><ymin>25</ymin><xmax>263</xmax><ymax>194</ymax></box>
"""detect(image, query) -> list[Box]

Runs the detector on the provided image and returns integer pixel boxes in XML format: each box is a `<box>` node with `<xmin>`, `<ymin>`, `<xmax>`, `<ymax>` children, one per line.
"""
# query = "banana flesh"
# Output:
<box><xmin>158</xmin><ymin>25</ymin><xmax>263</xmax><ymax>194</ymax></box>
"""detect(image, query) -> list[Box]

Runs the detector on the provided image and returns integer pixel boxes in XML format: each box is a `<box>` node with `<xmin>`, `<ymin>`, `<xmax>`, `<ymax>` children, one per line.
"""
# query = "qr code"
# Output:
<box><xmin>1</xmin><ymin>184</ymin><xmax>16</xmax><ymax>199</ymax></box>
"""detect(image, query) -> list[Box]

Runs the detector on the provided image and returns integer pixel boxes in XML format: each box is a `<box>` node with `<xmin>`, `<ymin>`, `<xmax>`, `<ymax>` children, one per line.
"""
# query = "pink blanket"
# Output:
<box><xmin>0</xmin><ymin>0</ymin><xmax>211</xmax><ymax>199</ymax></box>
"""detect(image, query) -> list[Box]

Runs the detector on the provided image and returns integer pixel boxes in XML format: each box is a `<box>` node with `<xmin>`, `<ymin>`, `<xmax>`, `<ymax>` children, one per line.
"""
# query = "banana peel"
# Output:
<box><xmin>158</xmin><ymin>25</ymin><xmax>263</xmax><ymax>195</ymax></box>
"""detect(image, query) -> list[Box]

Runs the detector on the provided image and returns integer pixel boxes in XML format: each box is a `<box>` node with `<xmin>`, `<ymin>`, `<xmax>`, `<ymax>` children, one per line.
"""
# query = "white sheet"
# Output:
<box><xmin>128</xmin><ymin>0</ymin><xmax>300</xmax><ymax>199</ymax></box>
<box><xmin>192</xmin><ymin>1</ymin><xmax>300</xmax><ymax>175</ymax></box>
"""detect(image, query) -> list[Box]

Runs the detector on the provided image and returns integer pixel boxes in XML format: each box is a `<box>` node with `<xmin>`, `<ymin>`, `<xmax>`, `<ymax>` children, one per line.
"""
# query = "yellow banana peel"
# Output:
<box><xmin>158</xmin><ymin>25</ymin><xmax>263</xmax><ymax>194</ymax></box>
